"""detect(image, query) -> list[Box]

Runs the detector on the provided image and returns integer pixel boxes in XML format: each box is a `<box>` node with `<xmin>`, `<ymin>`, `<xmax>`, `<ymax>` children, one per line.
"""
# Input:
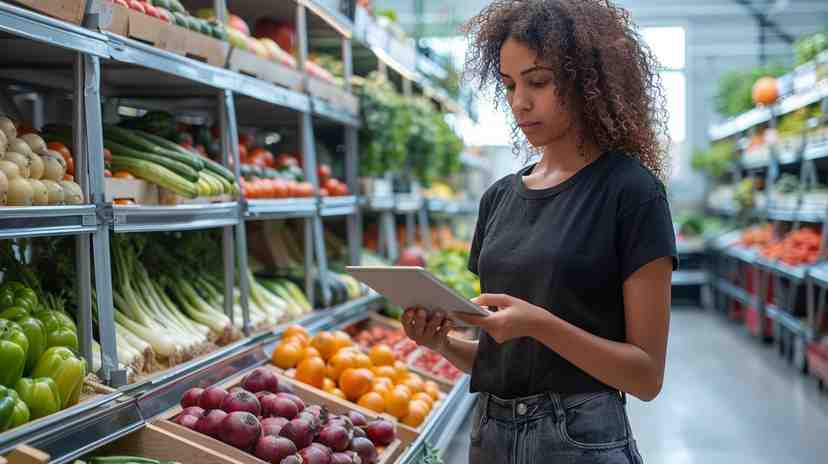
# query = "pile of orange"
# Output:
<box><xmin>271</xmin><ymin>325</ymin><xmax>441</xmax><ymax>427</ymax></box>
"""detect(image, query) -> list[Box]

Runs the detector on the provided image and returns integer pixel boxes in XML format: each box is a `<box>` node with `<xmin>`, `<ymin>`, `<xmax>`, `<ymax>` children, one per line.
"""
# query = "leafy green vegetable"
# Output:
<box><xmin>795</xmin><ymin>31</ymin><xmax>828</xmax><ymax>66</ymax></box>
<box><xmin>691</xmin><ymin>141</ymin><xmax>735</xmax><ymax>178</ymax></box>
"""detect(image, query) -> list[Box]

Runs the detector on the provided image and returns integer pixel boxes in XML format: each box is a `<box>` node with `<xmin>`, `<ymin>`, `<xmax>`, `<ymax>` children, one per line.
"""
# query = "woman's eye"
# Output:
<box><xmin>530</xmin><ymin>80</ymin><xmax>548</xmax><ymax>88</ymax></box>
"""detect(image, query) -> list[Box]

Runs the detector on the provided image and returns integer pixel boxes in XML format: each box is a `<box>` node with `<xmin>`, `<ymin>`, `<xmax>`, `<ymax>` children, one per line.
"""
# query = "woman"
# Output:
<box><xmin>401</xmin><ymin>1</ymin><xmax>677</xmax><ymax>463</ymax></box>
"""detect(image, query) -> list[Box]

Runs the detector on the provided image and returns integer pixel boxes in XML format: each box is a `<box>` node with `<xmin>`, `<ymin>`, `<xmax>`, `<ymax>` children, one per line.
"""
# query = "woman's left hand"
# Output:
<box><xmin>455</xmin><ymin>293</ymin><xmax>552</xmax><ymax>343</ymax></box>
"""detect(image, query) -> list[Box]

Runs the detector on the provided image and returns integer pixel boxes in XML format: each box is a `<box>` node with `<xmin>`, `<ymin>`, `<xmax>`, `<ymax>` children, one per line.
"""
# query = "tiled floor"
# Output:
<box><xmin>443</xmin><ymin>308</ymin><xmax>828</xmax><ymax>463</ymax></box>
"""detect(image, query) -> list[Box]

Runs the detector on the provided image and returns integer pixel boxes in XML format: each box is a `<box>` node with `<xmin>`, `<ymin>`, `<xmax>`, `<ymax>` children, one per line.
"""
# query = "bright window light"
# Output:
<box><xmin>642</xmin><ymin>26</ymin><xmax>686</xmax><ymax>70</ymax></box>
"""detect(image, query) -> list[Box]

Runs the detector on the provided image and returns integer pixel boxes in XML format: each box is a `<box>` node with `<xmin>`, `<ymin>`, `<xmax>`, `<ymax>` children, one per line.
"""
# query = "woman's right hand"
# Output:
<box><xmin>402</xmin><ymin>308</ymin><xmax>454</xmax><ymax>353</ymax></box>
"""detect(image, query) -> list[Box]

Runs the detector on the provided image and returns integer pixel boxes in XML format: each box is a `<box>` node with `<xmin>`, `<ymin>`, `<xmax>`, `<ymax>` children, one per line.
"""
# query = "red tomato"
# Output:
<box><xmin>276</xmin><ymin>153</ymin><xmax>298</xmax><ymax>168</ymax></box>
<box><xmin>295</xmin><ymin>182</ymin><xmax>314</xmax><ymax>197</ymax></box>
<box><xmin>238</xmin><ymin>133</ymin><xmax>254</xmax><ymax>149</ymax></box>
<box><xmin>63</xmin><ymin>174</ymin><xmax>74</xmax><ymax>181</ymax></box>
<box><xmin>103</xmin><ymin>148</ymin><xmax>113</xmax><ymax>162</ymax></box>
<box><xmin>142</xmin><ymin>2</ymin><xmax>160</xmax><ymax>18</ymax></box>
<box><xmin>47</xmin><ymin>141</ymin><xmax>72</xmax><ymax>160</ymax></box>
<box><xmin>317</xmin><ymin>164</ymin><xmax>331</xmax><ymax>182</ymax></box>
<box><xmin>238</xmin><ymin>144</ymin><xmax>248</xmax><ymax>162</ymax></box>
<box><xmin>320</xmin><ymin>188</ymin><xmax>329</xmax><ymax>197</ymax></box>
<box><xmin>127</xmin><ymin>0</ymin><xmax>145</xmax><ymax>13</ymax></box>
<box><xmin>272</xmin><ymin>179</ymin><xmax>288</xmax><ymax>198</ymax></box>
<box><xmin>104</xmin><ymin>169</ymin><xmax>113</xmax><ymax>178</ymax></box>
<box><xmin>113</xmin><ymin>199</ymin><xmax>135</xmax><ymax>205</ymax></box>
<box><xmin>155</xmin><ymin>7</ymin><xmax>171</xmax><ymax>22</ymax></box>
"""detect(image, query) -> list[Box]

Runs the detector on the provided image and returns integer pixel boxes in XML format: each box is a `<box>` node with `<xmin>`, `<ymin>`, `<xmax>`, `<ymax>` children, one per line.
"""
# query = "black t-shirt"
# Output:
<box><xmin>467</xmin><ymin>151</ymin><xmax>677</xmax><ymax>398</ymax></box>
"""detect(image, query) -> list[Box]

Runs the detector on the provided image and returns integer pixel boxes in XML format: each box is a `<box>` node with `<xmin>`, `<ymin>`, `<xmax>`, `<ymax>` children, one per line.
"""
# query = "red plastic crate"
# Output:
<box><xmin>744</xmin><ymin>306</ymin><xmax>774</xmax><ymax>338</ymax></box>
<box><xmin>807</xmin><ymin>343</ymin><xmax>828</xmax><ymax>385</ymax></box>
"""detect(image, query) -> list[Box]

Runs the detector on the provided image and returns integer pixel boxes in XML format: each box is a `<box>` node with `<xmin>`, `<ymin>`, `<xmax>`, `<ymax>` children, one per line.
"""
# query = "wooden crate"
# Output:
<box><xmin>227</xmin><ymin>48</ymin><xmax>304</xmax><ymax>91</ymax></box>
<box><xmin>11</xmin><ymin>0</ymin><xmax>85</xmax><ymax>24</ymax></box>
<box><xmin>157</xmin><ymin>365</ymin><xmax>407</xmax><ymax>464</ymax></box>
<box><xmin>105</xmin><ymin>178</ymin><xmax>159</xmax><ymax>204</ymax></box>
<box><xmin>98</xmin><ymin>423</ymin><xmax>242</xmax><ymax>464</ymax></box>
<box><xmin>102</xmin><ymin>4</ymin><xmax>228</xmax><ymax>67</ymax></box>
<box><xmin>307</xmin><ymin>77</ymin><xmax>360</xmax><ymax>114</ymax></box>
<box><xmin>158</xmin><ymin>189</ymin><xmax>234</xmax><ymax>205</ymax></box>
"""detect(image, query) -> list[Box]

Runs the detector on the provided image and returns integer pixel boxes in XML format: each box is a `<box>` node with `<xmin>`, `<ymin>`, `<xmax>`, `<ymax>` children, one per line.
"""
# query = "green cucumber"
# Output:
<box><xmin>91</xmin><ymin>456</ymin><xmax>162</xmax><ymax>464</ymax></box>
<box><xmin>105</xmin><ymin>140</ymin><xmax>199</xmax><ymax>182</ymax></box>
<box><xmin>168</xmin><ymin>0</ymin><xmax>187</xmax><ymax>15</ymax></box>
<box><xmin>201</xmin><ymin>170</ymin><xmax>232</xmax><ymax>195</ymax></box>
<box><xmin>201</xmin><ymin>157</ymin><xmax>236</xmax><ymax>184</ymax></box>
<box><xmin>106</xmin><ymin>126</ymin><xmax>204</xmax><ymax>171</ymax></box>
<box><xmin>110</xmin><ymin>156</ymin><xmax>198</xmax><ymax>199</ymax></box>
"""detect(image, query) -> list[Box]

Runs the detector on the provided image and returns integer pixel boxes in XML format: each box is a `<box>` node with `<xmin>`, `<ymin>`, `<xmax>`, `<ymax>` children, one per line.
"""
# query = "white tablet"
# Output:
<box><xmin>345</xmin><ymin>266</ymin><xmax>491</xmax><ymax>318</ymax></box>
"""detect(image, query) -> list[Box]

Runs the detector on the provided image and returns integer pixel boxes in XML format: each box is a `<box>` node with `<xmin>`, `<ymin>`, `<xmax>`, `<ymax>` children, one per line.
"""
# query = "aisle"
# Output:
<box><xmin>443</xmin><ymin>308</ymin><xmax>828</xmax><ymax>464</ymax></box>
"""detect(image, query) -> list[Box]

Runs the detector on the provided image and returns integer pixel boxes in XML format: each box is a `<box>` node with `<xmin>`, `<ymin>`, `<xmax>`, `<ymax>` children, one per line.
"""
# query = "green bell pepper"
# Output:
<box><xmin>0</xmin><ymin>386</ymin><xmax>28</xmax><ymax>431</ymax></box>
<box><xmin>32</xmin><ymin>309</ymin><xmax>78</xmax><ymax>352</ymax></box>
<box><xmin>0</xmin><ymin>305</ymin><xmax>29</xmax><ymax>321</ymax></box>
<box><xmin>0</xmin><ymin>320</ymin><xmax>29</xmax><ymax>387</ymax></box>
<box><xmin>32</xmin><ymin>347</ymin><xmax>86</xmax><ymax>409</ymax></box>
<box><xmin>15</xmin><ymin>317</ymin><xmax>47</xmax><ymax>375</ymax></box>
<box><xmin>7</xmin><ymin>389</ymin><xmax>29</xmax><ymax>429</ymax></box>
<box><xmin>15</xmin><ymin>377</ymin><xmax>60</xmax><ymax>419</ymax></box>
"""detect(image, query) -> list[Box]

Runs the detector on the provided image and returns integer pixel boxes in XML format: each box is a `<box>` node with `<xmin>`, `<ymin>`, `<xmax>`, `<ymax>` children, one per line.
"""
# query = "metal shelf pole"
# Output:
<box><xmin>218</xmin><ymin>87</ymin><xmax>236</xmax><ymax>327</ymax></box>
<box><xmin>81</xmin><ymin>54</ymin><xmax>125</xmax><ymax>386</ymax></box>
<box><xmin>73</xmin><ymin>52</ymin><xmax>93</xmax><ymax>368</ymax></box>
<box><xmin>343</xmin><ymin>36</ymin><xmax>361</xmax><ymax>266</ymax></box>
<box><xmin>297</xmin><ymin>2</ymin><xmax>331</xmax><ymax>306</ymax></box>
<box><xmin>221</xmin><ymin>90</ymin><xmax>251</xmax><ymax>335</ymax></box>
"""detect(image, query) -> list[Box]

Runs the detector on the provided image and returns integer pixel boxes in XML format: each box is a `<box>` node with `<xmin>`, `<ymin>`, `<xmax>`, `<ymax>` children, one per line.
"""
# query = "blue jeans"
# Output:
<box><xmin>469</xmin><ymin>390</ymin><xmax>644</xmax><ymax>464</ymax></box>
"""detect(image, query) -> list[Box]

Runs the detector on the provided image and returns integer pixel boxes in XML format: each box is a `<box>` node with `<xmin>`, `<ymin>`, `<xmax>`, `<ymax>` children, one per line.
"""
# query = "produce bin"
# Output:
<box><xmin>227</xmin><ymin>48</ymin><xmax>304</xmax><ymax>91</ymax></box>
<box><xmin>10</xmin><ymin>0</ymin><xmax>86</xmax><ymax>25</ymax></box>
<box><xmin>95</xmin><ymin>423</ymin><xmax>241</xmax><ymax>464</ymax></box>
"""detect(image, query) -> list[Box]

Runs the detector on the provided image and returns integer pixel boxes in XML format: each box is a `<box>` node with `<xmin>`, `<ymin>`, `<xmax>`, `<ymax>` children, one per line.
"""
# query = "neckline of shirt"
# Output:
<box><xmin>514</xmin><ymin>151</ymin><xmax>614</xmax><ymax>199</ymax></box>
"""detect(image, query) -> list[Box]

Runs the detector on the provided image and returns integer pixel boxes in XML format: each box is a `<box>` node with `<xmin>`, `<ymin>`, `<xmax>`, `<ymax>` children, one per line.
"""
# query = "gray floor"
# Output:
<box><xmin>443</xmin><ymin>308</ymin><xmax>828</xmax><ymax>464</ymax></box>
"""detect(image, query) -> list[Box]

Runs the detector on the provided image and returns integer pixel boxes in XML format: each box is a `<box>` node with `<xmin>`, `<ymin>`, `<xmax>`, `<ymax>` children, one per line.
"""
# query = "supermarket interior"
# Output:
<box><xmin>0</xmin><ymin>0</ymin><xmax>828</xmax><ymax>463</ymax></box>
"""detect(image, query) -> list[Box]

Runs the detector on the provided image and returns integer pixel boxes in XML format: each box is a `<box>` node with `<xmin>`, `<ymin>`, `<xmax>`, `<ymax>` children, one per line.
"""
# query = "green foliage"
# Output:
<box><xmin>715</xmin><ymin>63</ymin><xmax>790</xmax><ymax>117</ymax></box>
<box><xmin>691</xmin><ymin>141</ymin><xmax>735</xmax><ymax>178</ymax></box>
<box><xmin>795</xmin><ymin>31</ymin><xmax>828</xmax><ymax>66</ymax></box>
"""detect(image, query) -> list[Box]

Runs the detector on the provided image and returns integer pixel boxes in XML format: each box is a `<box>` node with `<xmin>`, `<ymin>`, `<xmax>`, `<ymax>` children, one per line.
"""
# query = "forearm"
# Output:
<box><xmin>439</xmin><ymin>334</ymin><xmax>478</xmax><ymax>374</ymax></box>
<box><xmin>529</xmin><ymin>314</ymin><xmax>662</xmax><ymax>400</ymax></box>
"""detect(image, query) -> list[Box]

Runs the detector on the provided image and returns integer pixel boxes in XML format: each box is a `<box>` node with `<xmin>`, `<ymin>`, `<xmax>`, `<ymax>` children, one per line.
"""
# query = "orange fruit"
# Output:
<box><xmin>424</xmin><ymin>381</ymin><xmax>440</xmax><ymax>400</ymax></box>
<box><xmin>302</xmin><ymin>346</ymin><xmax>322</xmax><ymax>361</ymax></box>
<box><xmin>369</xmin><ymin>344</ymin><xmax>396</xmax><ymax>367</ymax></box>
<box><xmin>272</xmin><ymin>341</ymin><xmax>304</xmax><ymax>369</ymax></box>
<box><xmin>284</xmin><ymin>325</ymin><xmax>309</xmax><ymax>339</ymax></box>
<box><xmin>327</xmin><ymin>350</ymin><xmax>358</xmax><ymax>383</ymax></box>
<box><xmin>329</xmin><ymin>388</ymin><xmax>346</xmax><ymax>400</ymax></box>
<box><xmin>340</xmin><ymin>368</ymin><xmax>375</xmax><ymax>401</ymax></box>
<box><xmin>353</xmin><ymin>352</ymin><xmax>373</xmax><ymax>370</ymax></box>
<box><xmin>332</xmin><ymin>330</ymin><xmax>353</xmax><ymax>352</ymax></box>
<box><xmin>357</xmin><ymin>392</ymin><xmax>386</xmax><ymax>413</ymax></box>
<box><xmin>384</xmin><ymin>387</ymin><xmax>411</xmax><ymax>419</ymax></box>
<box><xmin>323</xmin><ymin>377</ymin><xmax>337</xmax><ymax>391</ymax></box>
<box><xmin>400</xmin><ymin>373</ymin><xmax>424</xmax><ymax>393</ymax></box>
<box><xmin>412</xmin><ymin>392</ymin><xmax>434</xmax><ymax>409</ymax></box>
<box><xmin>392</xmin><ymin>361</ymin><xmax>409</xmax><ymax>383</ymax></box>
<box><xmin>284</xmin><ymin>334</ymin><xmax>310</xmax><ymax>347</ymax></box>
<box><xmin>372</xmin><ymin>365</ymin><xmax>396</xmax><ymax>379</ymax></box>
<box><xmin>402</xmin><ymin>400</ymin><xmax>430</xmax><ymax>427</ymax></box>
<box><xmin>295</xmin><ymin>356</ymin><xmax>327</xmax><ymax>388</ymax></box>
<box><xmin>311</xmin><ymin>331</ymin><xmax>338</xmax><ymax>361</ymax></box>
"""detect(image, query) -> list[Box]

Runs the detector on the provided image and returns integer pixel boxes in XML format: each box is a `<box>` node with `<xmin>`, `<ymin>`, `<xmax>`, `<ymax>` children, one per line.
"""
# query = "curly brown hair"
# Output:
<box><xmin>462</xmin><ymin>0</ymin><xmax>670</xmax><ymax>180</ymax></box>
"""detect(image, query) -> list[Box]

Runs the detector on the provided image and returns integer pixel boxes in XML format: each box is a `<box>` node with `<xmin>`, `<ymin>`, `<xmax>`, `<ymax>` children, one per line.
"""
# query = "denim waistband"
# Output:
<box><xmin>480</xmin><ymin>390</ymin><xmax>625</xmax><ymax>422</ymax></box>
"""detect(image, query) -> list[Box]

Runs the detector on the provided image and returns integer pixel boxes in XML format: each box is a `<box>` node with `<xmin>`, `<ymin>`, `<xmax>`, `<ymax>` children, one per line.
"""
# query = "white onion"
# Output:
<box><xmin>0</xmin><ymin>170</ymin><xmax>7</xmax><ymax>205</ymax></box>
<box><xmin>59</xmin><ymin>180</ymin><xmax>83</xmax><ymax>204</ymax></box>
<box><xmin>20</xmin><ymin>134</ymin><xmax>46</xmax><ymax>155</ymax></box>
<box><xmin>42</xmin><ymin>153</ymin><xmax>66</xmax><ymax>181</ymax></box>
<box><xmin>4</xmin><ymin>152</ymin><xmax>30</xmax><ymax>178</ymax></box>
<box><xmin>28</xmin><ymin>153</ymin><xmax>44</xmax><ymax>180</ymax></box>
<box><xmin>42</xmin><ymin>179</ymin><xmax>64</xmax><ymax>205</ymax></box>
<box><xmin>0</xmin><ymin>160</ymin><xmax>20</xmax><ymax>180</ymax></box>
<box><xmin>0</xmin><ymin>130</ymin><xmax>7</xmax><ymax>158</ymax></box>
<box><xmin>0</xmin><ymin>117</ymin><xmax>16</xmax><ymax>141</ymax></box>
<box><xmin>29</xmin><ymin>179</ymin><xmax>48</xmax><ymax>205</ymax></box>
<box><xmin>8</xmin><ymin>139</ymin><xmax>31</xmax><ymax>158</ymax></box>
<box><xmin>7</xmin><ymin>177</ymin><xmax>33</xmax><ymax>206</ymax></box>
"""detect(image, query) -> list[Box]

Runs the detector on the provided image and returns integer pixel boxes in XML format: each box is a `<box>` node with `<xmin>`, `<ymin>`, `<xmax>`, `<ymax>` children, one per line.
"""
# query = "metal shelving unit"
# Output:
<box><xmin>0</xmin><ymin>0</ymin><xmax>482</xmax><ymax>459</ymax></box>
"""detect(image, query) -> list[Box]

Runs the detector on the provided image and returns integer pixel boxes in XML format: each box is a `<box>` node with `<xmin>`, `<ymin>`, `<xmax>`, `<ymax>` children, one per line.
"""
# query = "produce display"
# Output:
<box><xmin>272</xmin><ymin>326</ymin><xmax>442</xmax><ymax>428</ymax></box>
<box><xmin>0</xmin><ymin>117</ymin><xmax>83</xmax><ymax>206</ymax></box>
<box><xmin>758</xmin><ymin>228</ymin><xmax>822</xmax><ymax>266</ymax></box>
<box><xmin>739</xmin><ymin>224</ymin><xmax>774</xmax><ymax>248</ymax></box>
<box><xmin>0</xmin><ymin>240</ymin><xmax>88</xmax><ymax>432</ymax></box>
<box><xmin>175</xmin><ymin>366</ymin><xmax>397</xmax><ymax>463</ymax></box>
<box><xmin>109</xmin><ymin>0</ymin><xmax>228</xmax><ymax>41</ymax></box>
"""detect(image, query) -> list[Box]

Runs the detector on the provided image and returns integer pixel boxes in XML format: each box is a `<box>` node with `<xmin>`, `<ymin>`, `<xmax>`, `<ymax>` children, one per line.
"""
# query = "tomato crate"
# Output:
<box><xmin>10</xmin><ymin>0</ymin><xmax>85</xmax><ymax>25</ymax></box>
<box><xmin>100</xmin><ymin>3</ymin><xmax>229</xmax><ymax>67</ymax></box>
<box><xmin>227</xmin><ymin>47</ymin><xmax>304</xmax><ymax>91</ymax></box>
<box><xmin>156</xmin><ymin>365</ymin><xmax>408</xmax><ymax>464</ymax></box>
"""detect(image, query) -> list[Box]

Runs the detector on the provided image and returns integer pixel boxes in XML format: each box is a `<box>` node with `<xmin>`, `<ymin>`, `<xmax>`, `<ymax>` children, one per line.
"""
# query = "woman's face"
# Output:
<box><xmin>499</xmin><ymin>38</ymin><xmax>575</xmax><ymax>148</ymax></box>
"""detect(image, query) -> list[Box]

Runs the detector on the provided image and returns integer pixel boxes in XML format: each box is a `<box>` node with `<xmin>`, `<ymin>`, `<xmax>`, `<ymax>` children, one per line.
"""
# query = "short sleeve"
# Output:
<box><xmin>617</xmin><ymin>194</ymin><xmax>678</xmax><ymax>282</ymax></box>
<box><xmin>468</xmin><ymin>190</ymin><xmax>491</xmax><ymax>276</ymax></box>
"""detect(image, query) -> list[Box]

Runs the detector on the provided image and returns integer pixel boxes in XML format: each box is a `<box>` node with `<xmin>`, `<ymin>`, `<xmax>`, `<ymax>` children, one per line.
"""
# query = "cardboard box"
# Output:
<box><xmin>307</xmin><ymin>77</ymin><xmax>360</xmax><ymax>114</ymax></box>
<box><xmin>157</xmin><ymin>365</ymin><xmax>407</xmax><ymax>463</ymax></box>
<box><xmin>102</xmin><ymin>4</ymin><xmax>228</xmax><ymax>67</ymax></box>
<box><xmin>12</xmin><ymin>0</ymin><xmax>85</xmax><ymax>25</ymax></box>
<box><xmin>228</xmin><ymin>48</ymin><xmax>304</xmax><ymax>91</ymax></box>
<box><xmin>159</xmin><ymin>189</ymin><xmax>233</xmax><ymax>205</ymax></box>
